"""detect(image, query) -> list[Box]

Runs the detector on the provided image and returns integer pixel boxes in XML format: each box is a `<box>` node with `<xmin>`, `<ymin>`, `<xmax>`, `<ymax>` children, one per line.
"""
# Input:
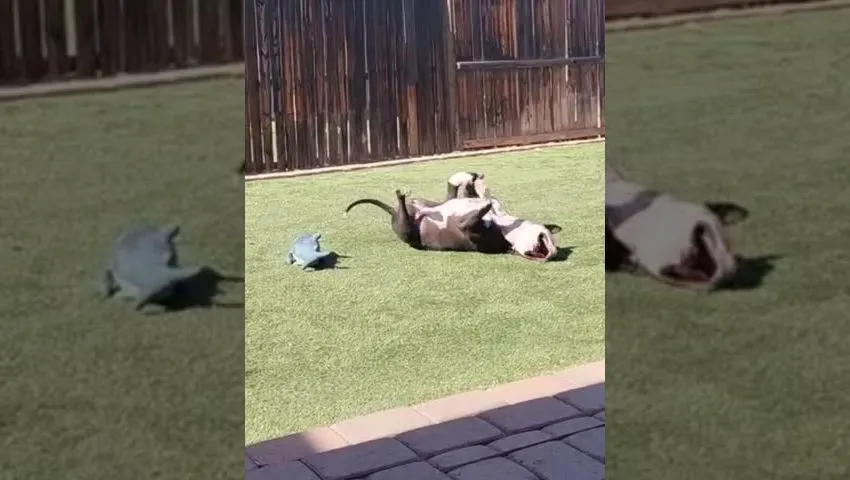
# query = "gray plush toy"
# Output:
<box><xmin>286</xmin><ymin>233</ymin><xmax>333</xmax><ymax>270</ymax></box>
<box><xmin>102</xmin><ymin>224</ymin><xmax>202</xmax><ymax>311</ymax></box>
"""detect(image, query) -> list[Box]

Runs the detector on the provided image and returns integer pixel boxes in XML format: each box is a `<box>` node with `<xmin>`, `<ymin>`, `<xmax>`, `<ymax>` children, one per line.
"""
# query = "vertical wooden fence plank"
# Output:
<box><xmin>342</xmin><ymin>0</ymin><xmax>364</xmax><ymax>164</ymax></box>
<box><xmin>121</xmin><ymin>0</ymin><xmax>146</xmax><ymax>72</ymax></box>
<box><xmin>506</xmin><ymin>0</ymin><xmax>521</xmax><ymax>138</ymax></box>
<box><xmin>380</xmin><ymin>0</ymin><xmax>398</xmax><ymax>160</ymax></box>
<box><xmin>490</xmin><ymin>0</ymin><xmax>506</xmax><ymax>141</ymax></box>
<box><xmin>336</xmin><ymin>0</ymin><xmax>351</xmax><ymax>165</ymax></box>
<box><xmin>347</xmin><ymin>0</ymin><xmax>368</xmax><ymax>164</ymax></box>
<box><xmin>294</xmin><ymin>0</ymin><xmax>316</xmax><ymax>169</ymax></box>
<box><xmin>402</xmin><ymin>0</ymin><xmax>419</xmax><ymax>157</ymax></box>
<box><xmin>389</xmin><ymin>0</ymin><xmax>403</xmax><ymax>158</ymax></box>
<box><xmin>268</xmin><ymin>0</ymin><xmax>283</xmax><ymax>171</ymax></box>
<box><xmin>171</xmin><ymin>0</ymin><xmax>190</xmax><ymax>66</ymax></box>
<box><xmin>280</xmin><ymin>0</ymin><xmax>297</xmax><ymax>171</ymax></box>
<box><xmin>415</xmin><ymin>0</ymin><xmax>436</xmax><ymax>155</ymax></box>
<box><xmin>44</xmin><ymin>0</ymin><xmax>68</xmax><ymax>78</ymax></box>
<box><xmin>380</xmin><ymin>0</ymin><xmax>393</xmax><ymax>159</ymax></box>
<box><xmin>245</xmin><ymin>0</ymin><xmax>262</xmax><ymax>173</ymax></box>
<box><xmin>363</xmin><ymin>0</ymin><xmax>380</xmax><ymax>161</ymax></box>
<box><xmin>0</xmin><ymin>0</ymin><xmax>20</xmax><ymax>83</ymax></box>
<box><xmin>392</xmin><ymin>0</ymin><xmax>408</xmax><ymax>158</ymax></box>
<box><xmin>148</xmin><ymin>0</ymin><xmax>170</xmax><ymax>70</ymax></box>
<box><xmin>18</xmin><ymin>0</ymin><xmax>45</xmax><ymax>81</ymax></box>
<box><xmin>323</xmin><ymin>0</ymin><xmax>342</xmax><ymax>165</ymax></box>
<box><xmin>306</xmin><ymin>0</ymin><xmax>327</xmax><ymax>166</ymax></box>
<box><xmin>99</xmin><ymin>0</ymin><xmax>124</xmax><ymax>76</ymax></box>
<box><xmin>219</xmin><ymin>0</ymin><xmax>233</xmax><ymax>62</ymax></box>
<box><xmin>450</xmin><ymin>0</ymin><xmax>466</xmax><ymax>145</ymax></box>
<box><xmin>281</xmin><ymin>0</ymin><xmax>300</xmax><ymax>170</ymax></box>
<box><xmin>256</xmin><ymin>0</ymin><xmax>271</xmax><ymax>170</ymax></box>
<box><xmin>74</xmin><ymin>0</ymin><xmax>97</xmax><ymax>77</ymax></box>
<box><xmin>438</xmin><ymin>0</ymin><xmax>457</xmax><ymax>153</ymax></box>
<box><xmin>198</xmin><ymin>0</ymin><xmax>221</xmax><ymax>64</ymax></box>
<box><xmin>551</xmin><ymin>0</ymin><xmax>567</xmax><ymax>134</ymax></box>
<box><xmin>230</xmin><ymin>0</ymin><xmax>243</xmax><ymax>61</ymax></box>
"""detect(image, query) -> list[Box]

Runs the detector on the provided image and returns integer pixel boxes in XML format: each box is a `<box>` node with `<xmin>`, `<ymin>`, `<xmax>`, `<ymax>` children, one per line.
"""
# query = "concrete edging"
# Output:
<box><xmin>246</xmin><ymin>360</ymin><xmax>605</xmax><ymax>469</ymax></box>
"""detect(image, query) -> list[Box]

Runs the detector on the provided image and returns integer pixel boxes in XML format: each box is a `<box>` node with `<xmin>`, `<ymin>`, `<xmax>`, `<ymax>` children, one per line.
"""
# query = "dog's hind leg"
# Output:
<box><xmin>393</xmin><ymin>190</ymin><xmax>422</xmax><ymax>247</ymax></box>
<box><xmin>413</xmin><ymin>198</ymin><xmax>442</xmax><ymax>208</ymax></box>
<box><xmin>457</xmin><ymin>201</ymin><xmax>494</xmax><ymax>230</ymax></box>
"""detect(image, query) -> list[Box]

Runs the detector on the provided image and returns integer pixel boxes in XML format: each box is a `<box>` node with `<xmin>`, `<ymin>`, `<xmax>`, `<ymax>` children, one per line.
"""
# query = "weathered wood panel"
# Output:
<box><xmin>244</xmin><ymin>0</ymin><xmax>605</xmax><ymax>174</ymax></box>
<box><xmin>243</xmin><ymin>0</ymin><xmax>457</xmax><ymax>174</ymax></box>
<box><xmin>245</xmin><ymin>0</ymin><xmax>265</xmax><ymax>175</ymax></box>
<box><xmin>452</xmin><ymin>0</ymin><xmax>604</xmax><ymax>150</ymax></box>
<box><xmin>0</xmin><ymin>0</ymin><xmax>244</xmax><ymax>85</ymax></box>
<box><xmin>0</xmin><ymin>0</ymin><xmax>18</xmax><ymax>81</ymax></box>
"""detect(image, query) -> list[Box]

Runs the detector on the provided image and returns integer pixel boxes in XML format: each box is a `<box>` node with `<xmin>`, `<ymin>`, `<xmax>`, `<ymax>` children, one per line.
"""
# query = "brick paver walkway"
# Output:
<box><xmin>246</xmin><ymin>361</ymin><xmax>604</xmax><ymax>480</ymax></box>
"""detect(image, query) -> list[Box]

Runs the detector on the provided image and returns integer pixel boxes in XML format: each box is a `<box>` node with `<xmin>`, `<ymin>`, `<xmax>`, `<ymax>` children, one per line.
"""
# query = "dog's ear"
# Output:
<box><xmin>544</xmin><ymin>224</ymin><xmax>562</xmax><ymax>234</ymax></box>
<box><xmin>705</xmin><ymin>202</ymin><xmax>749</xmax><ymax>226</ymax></box>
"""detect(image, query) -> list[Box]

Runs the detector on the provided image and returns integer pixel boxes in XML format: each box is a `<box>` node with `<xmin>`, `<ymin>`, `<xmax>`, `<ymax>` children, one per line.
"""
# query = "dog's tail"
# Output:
<box><xmin>344</xmin><ymin>198</ymin><xmax>394</xmax><ymax>217</ymax></box>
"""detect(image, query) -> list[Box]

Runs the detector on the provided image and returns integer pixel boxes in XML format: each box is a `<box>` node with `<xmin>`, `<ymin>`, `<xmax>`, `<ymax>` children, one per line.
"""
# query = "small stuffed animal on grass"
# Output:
<box><xmin>102</xmin><ymin>223</ymin><xmax>202</xmax><ymax>311</ymax></box>
<box><xmin>287</xmin><ymin>233</ymin><xmax>334</xmax><ymax>270</ymax></box>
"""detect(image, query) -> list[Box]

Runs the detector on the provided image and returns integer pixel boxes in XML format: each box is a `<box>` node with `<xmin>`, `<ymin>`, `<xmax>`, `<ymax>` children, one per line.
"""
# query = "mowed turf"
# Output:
<box><xmin>245</xmin><ymin>143</ymin><xmax>605</xmax><ymax>443</ymax></box>
<box><xmin>0</xmin><ymin>79</ymin><xmax>244</xmax><ymax>479</ymax></box>
<box><xmin>606</xmin><ymin>10</ymin><xmax>850</xmax><ymax>479</ymax></box>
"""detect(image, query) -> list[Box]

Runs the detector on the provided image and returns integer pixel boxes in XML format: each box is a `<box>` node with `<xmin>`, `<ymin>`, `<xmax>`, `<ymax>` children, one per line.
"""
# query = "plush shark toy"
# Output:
<box><xmin>287</xmin><ymin>233</ymin><xmax>333</xmax><ymax>270</ymax></box>
<box><xmin>102</xmin><ymin>224</ymin><xmax>202</xmax><ymax>311</ymax></box>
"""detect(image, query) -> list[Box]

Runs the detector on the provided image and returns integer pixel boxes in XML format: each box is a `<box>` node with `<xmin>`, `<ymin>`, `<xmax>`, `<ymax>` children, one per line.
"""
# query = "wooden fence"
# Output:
<box><xmin>244</xmin><ymin>0</ymin><xmax>605</xmax><ymax>175</ymax></box>
<box><xmin>0</xmin><ymin>0</ymin><xmax>243</xmax><ymax>85</ymax></box>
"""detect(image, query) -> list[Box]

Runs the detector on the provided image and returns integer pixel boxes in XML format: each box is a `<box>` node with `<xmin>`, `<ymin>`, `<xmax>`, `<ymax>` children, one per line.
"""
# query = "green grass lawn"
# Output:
<box><xmin>606</xmin><ymin>9</ymin><xmax>850</xmax><ymax>479</ymax></box>
<box><xmin>0</xmin><ymin>79</ymin><xmax>244</xmax><ymax>479</ymax></box>
<box><xmin>245</xmin><ymin>143</ymin><xmax>605</xmax><ymax>444</ymax></box>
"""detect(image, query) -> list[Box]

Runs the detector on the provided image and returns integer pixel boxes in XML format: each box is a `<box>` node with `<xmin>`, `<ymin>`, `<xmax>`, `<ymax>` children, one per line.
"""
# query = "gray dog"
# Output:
<box><xmin>345</xmin><ymin>189</ymin><xmax>510</xmax><ymax>253</ymax></box>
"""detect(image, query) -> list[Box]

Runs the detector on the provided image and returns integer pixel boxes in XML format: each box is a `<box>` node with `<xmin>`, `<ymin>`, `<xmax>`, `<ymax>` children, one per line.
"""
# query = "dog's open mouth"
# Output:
<box><xmin>660</xmin><ymin>225</ymin><xmax>718</xmax><ymax>285</ymax></box>
<box><xmin>523</xmin><ymin>234</ymin><xmax>552</xmax><ymax>261</ymax></box>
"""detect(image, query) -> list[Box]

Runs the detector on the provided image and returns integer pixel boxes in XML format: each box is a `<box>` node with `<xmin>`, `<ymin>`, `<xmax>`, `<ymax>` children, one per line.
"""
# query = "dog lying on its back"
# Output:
<box><xmin>605</xmin><ymin>165</ymin><xmax>749</xmax><ymax>290</ymax></box>
<box><xmin>446</xmin><ymin>172</ymin><xmax>561</xmax><ymax>261</ymax></box>
<box><xmin>344</xmin><ymin>190</ymin><xmax>510</xmax><ymax>253</ymax></box>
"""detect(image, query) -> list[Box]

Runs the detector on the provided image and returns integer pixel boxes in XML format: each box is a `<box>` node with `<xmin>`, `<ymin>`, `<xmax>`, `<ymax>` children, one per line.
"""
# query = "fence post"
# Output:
<box><xmin>441</xmin><ymin>0</ymin><xmax>460</xmax><ymax>153</ymax></box>
<box><xmin>265</xmin><ymin>0</ymin><xmax>280</xmax><ymax>167</ymax></box>
<box><xmin>244</xmin><ymin>0</ymin><xmax>263</xmax><ymax>174</ymax></box>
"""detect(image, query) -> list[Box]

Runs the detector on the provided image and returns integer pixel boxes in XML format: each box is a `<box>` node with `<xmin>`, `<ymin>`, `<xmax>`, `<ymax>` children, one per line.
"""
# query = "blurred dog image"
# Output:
<box><xmin>605</xmin><ymin>165</ymin><xmax>748</xmax><ymax>290</ymax></box>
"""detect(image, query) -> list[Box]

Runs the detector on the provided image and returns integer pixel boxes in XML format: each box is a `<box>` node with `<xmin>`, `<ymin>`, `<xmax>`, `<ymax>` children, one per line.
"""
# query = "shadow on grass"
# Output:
<box><xmin>301</xmin><ymin>252</ymin><xmax>351</xmax><ymax>271</ymax></box>
<box><xmin>160</xmin><ymin>266</ymin><xmax>244</xmax><ymax>312</ymax></box>
<box><xmin>717</xmin><ymin>254</ymin><xmax>783</xmax><ymax>291</ymax></box>
<box><xmin>550</xmin><ymin>246</ymin><xmax>575</xmax><ymax>262</ymax></box>
<box><xmin>245</xmin><ymin>381</ymin><xmax>604</xmax><ymax>477</ymax></box>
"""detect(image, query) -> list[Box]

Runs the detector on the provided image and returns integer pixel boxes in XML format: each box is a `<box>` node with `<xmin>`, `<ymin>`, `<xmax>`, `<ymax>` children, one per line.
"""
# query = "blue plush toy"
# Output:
<box><xmin>102</xmin><ymin>224</ymin><xmax>203</xmax><ymax>311</ymax></box>
<box><xmin>287</xmin><ymin>233</ymin><xmax>333</xmax><ymax>270</ymax></box>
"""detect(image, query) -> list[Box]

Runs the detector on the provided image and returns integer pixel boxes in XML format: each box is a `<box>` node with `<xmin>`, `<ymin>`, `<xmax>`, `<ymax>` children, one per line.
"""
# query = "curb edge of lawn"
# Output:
<box><xmin>244</xmin><ymin>137</ymin><xmax>606</xmax><ymax>182</ymax></box>
<box><xmin>0</xmin><ymin>63</ymin><xmax>245</xmax><ymax>103</ymax></box>
<box><xmin>607</xmin><ymin>0</ymin><xmax>850</xmax><ymax>33</ymax></box>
